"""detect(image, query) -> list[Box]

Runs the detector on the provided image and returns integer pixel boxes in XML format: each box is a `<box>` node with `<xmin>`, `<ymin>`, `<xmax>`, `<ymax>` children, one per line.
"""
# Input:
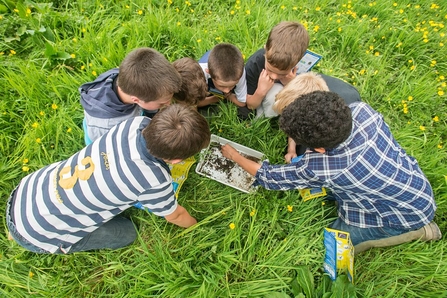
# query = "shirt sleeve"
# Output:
<box><xmin>234</xmin><ymin>68</ymin><xmax>247</xmax><ymax>103</ymax></box>
<box><xmin>254</xmin><ymin>160</ymin><xmax>321</xmax><ymax>190</ymax></box>
<box><xmin>138</xmin><ymin>182</ymin><xmax>178</xmax><ymax>217</ymax></box>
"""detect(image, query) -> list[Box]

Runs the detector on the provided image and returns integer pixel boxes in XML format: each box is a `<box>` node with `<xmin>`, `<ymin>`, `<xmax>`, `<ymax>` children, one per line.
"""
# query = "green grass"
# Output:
<box><xmin>1</xmin><ymin>0</ymin><xmax>446</xmax><ymax>297</ymax></box>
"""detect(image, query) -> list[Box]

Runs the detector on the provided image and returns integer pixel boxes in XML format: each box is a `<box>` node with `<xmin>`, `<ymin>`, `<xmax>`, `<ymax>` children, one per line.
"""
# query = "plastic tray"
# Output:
<box><xmin>195</xmin><ymin>134</ymin><xmax>265</xmax><ymax>193</ymax></box>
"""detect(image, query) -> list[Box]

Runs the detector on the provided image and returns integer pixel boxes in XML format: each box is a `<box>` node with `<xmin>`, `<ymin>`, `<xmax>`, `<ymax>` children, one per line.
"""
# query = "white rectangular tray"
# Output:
<box><xmin>195</xmin><ymin>134</ymin><xmax>264</xmax><ymax>193</ymax></box>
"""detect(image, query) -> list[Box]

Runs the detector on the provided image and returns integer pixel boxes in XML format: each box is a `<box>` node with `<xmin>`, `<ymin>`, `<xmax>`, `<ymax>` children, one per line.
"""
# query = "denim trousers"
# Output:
<box><xmin>330</xmin><ymin>217</ymin><xmax>412</xmax><ymax>246</ymax></box>
<box><xmin>6</xmin><ymin>190</ymin><xmax>137</xmax><ymax>254</ymax></box>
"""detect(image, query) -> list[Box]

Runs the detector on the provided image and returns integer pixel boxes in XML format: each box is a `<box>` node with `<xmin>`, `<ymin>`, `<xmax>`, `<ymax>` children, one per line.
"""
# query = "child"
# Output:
<box><xmin>221</xmin><ymin>91</ymin><xmax>440</xmax><ymax>254</ymax></box>
<box><xmin>80</xmin><ymin>47</ymin><xmax>181</xmax><ymax>144</ymax></box>
<box><xmin>198</xmin><ymin>43</ymin><xmax>247</xmax><ymax>108</ymax></box>
<box><xmin>172</xmin><ymin>57</ymin><xmax>208</xmax><ymax>106</ymax></box>
<box><xmin>245</xmin><ymin>21</ymin><xmax>360</xmax><ymax>118</ymax></box>
<box><xmin>6</xmin><ymin>105</ymin><xmax>210</xmax><ymax>254</ymax></box>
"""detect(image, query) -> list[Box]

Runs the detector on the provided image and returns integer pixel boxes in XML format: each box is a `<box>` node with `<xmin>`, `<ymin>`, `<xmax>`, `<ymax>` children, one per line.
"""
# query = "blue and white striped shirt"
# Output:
<box><xmin>255</xmin><ymin>102</ymin><xmax>436</xmax><ymax>229</ymax></box>
<box><xmin>12</xmin><ymin>117</ymin><xmax>176</xmax><ymax>253</ymax></box>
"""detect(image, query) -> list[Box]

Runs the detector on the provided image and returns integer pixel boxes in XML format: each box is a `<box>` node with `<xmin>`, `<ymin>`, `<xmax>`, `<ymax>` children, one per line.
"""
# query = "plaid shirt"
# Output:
<box><xmin>255</xmin><ymin>102</ymin><xmax>436</xmax><ymax>229</ymax></box>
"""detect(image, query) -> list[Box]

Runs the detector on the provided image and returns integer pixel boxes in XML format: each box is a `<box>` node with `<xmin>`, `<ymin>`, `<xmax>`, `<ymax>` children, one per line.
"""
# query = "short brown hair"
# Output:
<box><xmin>172</xmin><ymin>57</ymin><xmax>207</xmax><ymax>106</ymax></box>
<box><xmin>117</xmin><ymin>47</ymin><xmax>181</xmax><ymax>102</ymax></box>
<box><xmin>143</xmin><ymin>104</ymin><xmax>211</xmax><ymax>160</ymax></box>
<box><xmin>265</xmin><ymin>21</ymin><xmax>309</xmax><ymax>70</ymax></box>
<box><xmin>208</xmin><ymin>43</ymin><xmax>244</xmax><ymax>81</ymax></box>
<box><xmin>273</xmin><ymin>72</ymin><xmax>329</xmax><ymax>114</ymax></box>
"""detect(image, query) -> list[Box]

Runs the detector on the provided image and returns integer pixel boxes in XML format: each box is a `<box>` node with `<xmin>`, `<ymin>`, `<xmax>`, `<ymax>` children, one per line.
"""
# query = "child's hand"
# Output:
<box><xmin>221</xmin><ymin>144</ymin><xmax>240</xmax><ymax>161</ymax></box>
<box><xmin>257</xmin><ymin>69</ymin><xmax>275</xmax><ymax>96</ymax></box>
<box><xmin>285</xmin><ymin>152</ymin><xmax>297</xmax><ymax>163</ymax></box>
<box><xmin>279</xmin><ymin>66</ymin><xmax>298</xmax><ymax>86</ymax></box>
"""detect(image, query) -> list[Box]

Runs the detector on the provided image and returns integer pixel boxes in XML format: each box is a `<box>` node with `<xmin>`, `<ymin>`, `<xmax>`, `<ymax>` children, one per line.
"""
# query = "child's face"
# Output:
<box><xmin>212</xmin><ymin>78</ymin><xmax>239</xmax><ymax>94</ymax></box>
<box><xmin>264</xmin><ymin>60</ymin><xmax>294</xmax><ymax>80</ymax></box>
<box><xmin>138</xmin><ymin>93</ymin><xmax>172</xmax><ymax>110</ymax></box>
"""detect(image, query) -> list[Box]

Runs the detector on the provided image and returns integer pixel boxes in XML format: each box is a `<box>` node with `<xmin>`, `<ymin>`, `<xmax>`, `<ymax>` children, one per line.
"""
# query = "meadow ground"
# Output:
<box><xmin>0</xmin><ymin>0</ymin><xmax>446</xmax><ymax>297</ymax></box>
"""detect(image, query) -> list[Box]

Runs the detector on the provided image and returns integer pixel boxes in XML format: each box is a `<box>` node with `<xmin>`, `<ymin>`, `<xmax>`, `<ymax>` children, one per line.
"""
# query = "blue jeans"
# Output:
<box><xmin>330</xmin><ymin>218</ymin><xmax>412</xmax><ymax>246</ymax></box>
<box><xmin>6</xmin><ymin>190</ymin><xmax>137</xmax><ymax>254</ymax></box>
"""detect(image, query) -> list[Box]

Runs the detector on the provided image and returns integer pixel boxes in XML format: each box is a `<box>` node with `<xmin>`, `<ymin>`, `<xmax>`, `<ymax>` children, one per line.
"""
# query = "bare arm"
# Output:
<box><xmin>197</xmin><ymin>95</ymin><xmax>220</xmax><ymax>107</ymax></box>
<box><xmin>221</xmin><ymin>144</ymin><xmax>261</xmax><ymax>176</ymax></box>
<box><xmin>225</xmin><ymin>93</ymin><xmax>246</xmax><ymax>107</ymax></box>
<box><xmin>164</xmin><ymin>204</ymin><xmax>197</xmax><ymax>228</ymax></box>
<box><xmin>284</xmin><ymin>137</ymin><xmax>297</xmax><ymax>163</ymax></box>
<box><xmin>246</xmin><ymin>69</ymin><xmax>274</xmax><ymax>109</ymax></box>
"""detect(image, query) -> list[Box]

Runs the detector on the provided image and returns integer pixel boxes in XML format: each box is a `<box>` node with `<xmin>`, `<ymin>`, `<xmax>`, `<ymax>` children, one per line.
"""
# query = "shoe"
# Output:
<box><xmin>421</xmin><ymin>222</ymin><xmax>442</xmax><ymax>241</ymax></box>
<box><xmin>354</xmin><ymin>222</ymin><xmax>442</xmax><ymax>255</ymax></box>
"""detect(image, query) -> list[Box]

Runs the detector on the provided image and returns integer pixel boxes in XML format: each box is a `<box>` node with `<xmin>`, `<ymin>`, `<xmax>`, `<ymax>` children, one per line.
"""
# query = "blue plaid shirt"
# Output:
<box><xmin>255</xmin><ymin>102</ymin><xmax>436</xmax><ymax>229</ymax></box>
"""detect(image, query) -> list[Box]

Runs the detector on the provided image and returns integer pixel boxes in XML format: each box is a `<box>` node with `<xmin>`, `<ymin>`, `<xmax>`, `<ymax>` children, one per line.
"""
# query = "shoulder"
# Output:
<box><xmin>246</xmin><ymin>48</ymin><xmax>265</xmax><ymax>65</ymax></box>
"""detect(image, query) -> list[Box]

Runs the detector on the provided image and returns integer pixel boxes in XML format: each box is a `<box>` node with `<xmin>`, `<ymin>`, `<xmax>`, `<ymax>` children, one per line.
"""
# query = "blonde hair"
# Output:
<box><xmin>273</xmin><ymin>72</ymin><xmax>329</xmax><ymax>114</ymax></box>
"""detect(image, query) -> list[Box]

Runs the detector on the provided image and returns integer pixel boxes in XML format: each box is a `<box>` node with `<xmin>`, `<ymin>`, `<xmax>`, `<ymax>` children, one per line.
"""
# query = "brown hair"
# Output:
<box><xmin>273</xmin><ymin>72</ymin><xmax>329</xmax><ymax>114</ymax></box>
<box><xmin>143</xmin><ymin>104</ymin><xmax>211</xmax><ymax>160</ymax></box>
<box><xmin>265</xmin><ymin>21</ymin><xmax>310</xmax><ymax>70</ymax></box>
<box><xmin>117</xmin><ymin>47</ymin><xmax>181</xmax><ymax>102</ymax></box>
<box><xmin>172</xmin><ymin>57</ymin><xmax>207</xmax><ymax>106</ymax></box>
<box><xmin>208</xmin><ymin>43</ymin><xmax>244</xmax><ymax>81</ymax></box>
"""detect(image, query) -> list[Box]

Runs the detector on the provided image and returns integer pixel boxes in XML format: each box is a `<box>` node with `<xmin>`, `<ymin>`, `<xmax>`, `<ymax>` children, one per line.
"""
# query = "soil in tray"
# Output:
<box><xmin>197</xmin><ymin>142</ymin><xmax>261</xmax><ymax>192</ymax></box>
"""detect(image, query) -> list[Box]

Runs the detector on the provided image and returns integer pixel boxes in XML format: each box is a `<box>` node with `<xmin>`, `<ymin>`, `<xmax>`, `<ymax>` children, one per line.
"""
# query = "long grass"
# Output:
<box><xmin>1</xmin><ymin>0</ymin><xmax>446</xmax><ymax>297</ymax></box>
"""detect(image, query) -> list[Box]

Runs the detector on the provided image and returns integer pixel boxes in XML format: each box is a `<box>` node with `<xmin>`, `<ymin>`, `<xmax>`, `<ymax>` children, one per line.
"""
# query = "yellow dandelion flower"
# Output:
<box><xmin>125</xmin><ymin>5</ymin><xmax>130</xmax><ymax>8</ymax></box>
<box><xmin>10</xmin><ymin>49</ymin><xmax>16</xmax><ymax>55</ymax></box>
<box><xmin>287</xmin><ymin>205</ymin><xmax>293</xmax><ymax>212</ymax></box>
<box><xmin>408</xmin><ymin>96</ymin><xmax>413</xmax><ymax>101</ymax></box>
<box><xmin>392</xmin><ymin>3</ymin><xmax>397</xmax><ymax>6</ymax></box>
<box><xmin>431</xmin><ymin>60</ymin><xmax>437</xmax><ymax>66</ymax></box>
<box><xmin>439</xmin><ymin>75</ymin><xmax>445</xmax><ymax>81</ymax></box>
<box><xmin>197</xmin><ymin>39</ymin><xmax>202</xmax><ymax>43</ymax></box>
<box><xmin>246</xmin><ymin>10</ymin><xmax>250</xmax><ymax>15</ymax></box>
<box><xmin>438</xmin><ymin>144</ymin><xmax>443</xmax><ymax>149</ymax></box>
<box><xmin>177</xmin><ymin>21</ymin><xmax>181</xmax><ymax>26</ymax></box>
<box><xmin>438</xmin><ymin>90</ymin><xmax>444</xmax><ymax>96</ymax></box>
<box><xmin>82</xmin><ymin>28</ymin><xmax>86</xmax><ymax>33</ymax></box>
<box><xmin>229</xmin><ymin>223</ymin><xmax>235</xmax><ymax>229</ymax></box>
<box><xmin>70</xmin><ymin>53</ymin><xmax>76</xmax><ymax>58</ymax></box>
<box><xmin>23</xmin><ymin>158</ymin><xmax>29</xmax><ymax>164</ymax></box>
<box><xmin>175</xmin><ymin>7</ymin><xmax>179</xmax><ymax>12</ymax></box>
<box><xmin>293</xmin><ymin>6</ymin><xmax>297</xmax><ymax>10</ymax></box>
<box><xmin>13</xmin><ymin>8</ymin><xmax>19</xmax><ymax>12</ymax></box>
<box><xmin>338</xmin><ymin>27</ymin><xmax>342</xmax><ymax>32</ymax></box>
<box><xmin>410</xmin><ymin>65</ymin><xmax>415</xmax><ymax>70</ymax></box>
<box><xmin>403</xmin><ymin>107</ymin><xmax>408</xmax><ymax>114</ymax></box>
<box><xmin>92</xmin><ymin>70</ymin><xmax>97</xmax><ymax>76</ymax></box>
<box><xmin>22</xmin><ymin>166</ymin><xmax>30</xmax><ymax>172</ymax></box>
<box><xmin>250</xmin><ymin>209</ymin><xmax>256</xmax><ymax>217</ymax></box>
<box><xmin>167</xmin><ymin>0</ymin><xmax>172</xmax><ymax>4</ymax></box>
<box><xmin>26</xmin><ymin>8</ymin><xmax>31</xmax><ymax>15</ymax></box>
<box><xmin>359</xmin><ymin>69</ymin><xmax>366</xmax><ymax>75</ymax></box>
<box><xmin>433</xmin><ymin>116</ymin><xmax>439</xmax><ymax>122</ymax></box>
<box><xmin>51</xmin><ymin>103</ymin><xmax>58</xmax><ymax>110</ymax></box>
<box><xmin>67</xmin><ymin>127</ymin><xmax>72</xmax><ymax>133</ymax></box>
<box><xmin>230</xmin><ymin>10</ymin><xmax>235</xmax><ymax>14</ymax></box>
<box><xmin>31</xmin><ymin>122</ymin><xmax>39</xmax><ymax>128</ymax></box>
<box><xmin>423</xmin><ymin>39</ymin><xmax>429</xmax><ymax>43</ymax></box>
<box><xmin>280</xmin><ymin>5</ymin><xmax>285</xmax><ymax>10</ymax></box>
<box><xmin>316</xmin><ymin>6</ymin><xmax>321</xmax><ymax>11</ymax></box>
<box><xmin>36</xmin><ymin>138</ymin><xmax>42</xmax><ymax>143</ymax></box>
<box><xmin>374</xmin><ymin>51</ymin><xmax>380</xmax><ymax>56</ymax></box>
<box><xmin>81</xmin><ymin>65</ymin><xmax>85</xmax><ymax>70</ymax></box>
<box><xmin>313</xmin><ymin>25</ymin><xmax>320</xmax><ymax>32</ymax></box>
<box><xmin>137</xmin><ymin>10</ymin><xmax>143</xmax><ymax>15</ymax></box>
<box><xmin>322</xmin><ymin>202</ymin><xmax>326</xmax><ymax>206</ymax></box>
<box><xmin>419</xmin><ymin>126</ymin><xmax>425</xmax><ymax>131</ymax></box>
<box><xmin>29</xmin><ymin>271</ymin><xmax>34</xmax><ymax>278</ymax></box>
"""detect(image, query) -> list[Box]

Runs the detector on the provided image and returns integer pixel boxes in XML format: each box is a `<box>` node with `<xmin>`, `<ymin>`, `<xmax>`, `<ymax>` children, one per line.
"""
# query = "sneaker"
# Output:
<box><xmin>421</xmin><ymin>222</ymin><xmax>442</xmax><ymax>241</ymax></box>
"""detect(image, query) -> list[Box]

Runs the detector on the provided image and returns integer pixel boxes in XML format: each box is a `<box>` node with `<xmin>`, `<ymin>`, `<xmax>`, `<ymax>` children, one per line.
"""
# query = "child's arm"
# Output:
<box><xmin>164</xmin><ymin>204</ymin><xmax>197</xmax><ymax>228</ymax></box>
<box><xmin>221</xmin><ymin>144</ymin><xmax>261</xmax><ymax>176</ymax></box>
<box><xmin>246</xmin><ymin>69</ymin><xmax>275</xmax><ymax>109</ymax></box>
<box><xmin>197</xmin><ymin>95</ymin><xmax>220</xmax><ymax>107</ymax></box>
<box><xmin>225</xmin><ymin>93</ymin><xmax>246</xmax><ymax>107</ymax></box>
<box><xmin>285</xmin><ymin>137</ymin><xmax>298</xmax><ymax>163</ymax></box>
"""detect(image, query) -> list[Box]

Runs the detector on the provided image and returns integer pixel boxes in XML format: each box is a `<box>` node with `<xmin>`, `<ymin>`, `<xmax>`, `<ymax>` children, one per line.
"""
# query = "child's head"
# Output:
<box><xmin>143</xmin><ymin>104</ymin><xmax>210</xmax><ymax>161</ymax></box>
<box><xmin>207</xmin><ymin>43</ymin><xmax>244</xmax><ymax>93</ymax></box>
<box><xmin>117</xmin><ymin>47</ymin><xmax>181</xmax><ymax>110</ymax></box>
<box><xmin>172</xmin><ymin>57</ymin><xmax>207</xmax><ymax>106</ymax></box>
<box><xmin>273</xmin><ymin>72</ymin><xmax>329</xmax><ymax>114</ymax></box>
<box><xmin>265</xmin><ymin>21</ymin><xmax>309</xmax><ymax>78</ymax></box>
<box><xmin>279</xmin><ymin>91</ymin><xmax>352</xmax><ymax>149</ymax></box>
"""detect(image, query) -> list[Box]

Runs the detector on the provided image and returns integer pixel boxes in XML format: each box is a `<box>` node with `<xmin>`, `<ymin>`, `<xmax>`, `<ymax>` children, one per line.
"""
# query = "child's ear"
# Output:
<box><xmin>130</xmin><ymin>96</ymin><xmax>140</xmax><ymax>104</ymax></box>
